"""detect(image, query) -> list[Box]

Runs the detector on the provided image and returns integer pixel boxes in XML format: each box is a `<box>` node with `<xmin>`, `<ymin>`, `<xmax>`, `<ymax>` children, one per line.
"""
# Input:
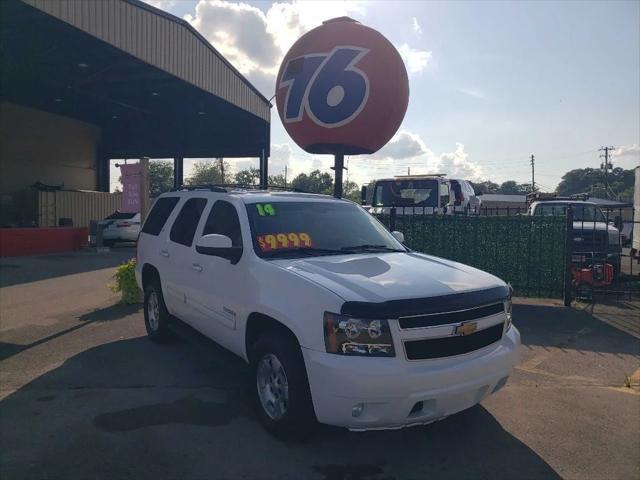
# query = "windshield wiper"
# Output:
<box><xmin>340</xmin><ymin>244</ymin><xmax>405</xmax><ymax>253</ymax></box>
<box><xmin>262</xmin><ymin>248</ymin><xmax>346</xmax><ymax>258</ymax></box>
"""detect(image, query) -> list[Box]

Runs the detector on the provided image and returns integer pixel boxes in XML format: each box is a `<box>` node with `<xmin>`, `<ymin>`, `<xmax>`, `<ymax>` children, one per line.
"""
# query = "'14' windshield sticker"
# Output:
<box><xmin>256</xmin><ymin>204</ymin><xmax>276</xmax><ymax>216</ymax></box>
<box><xmin>257</xmin><ymin>232</ymin><xmax>313</xmax><ymax>252</ymax></box>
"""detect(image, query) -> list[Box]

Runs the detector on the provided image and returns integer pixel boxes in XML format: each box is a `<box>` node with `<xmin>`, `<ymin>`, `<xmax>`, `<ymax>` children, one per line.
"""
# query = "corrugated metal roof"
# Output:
<box><xmin>21</xmin><ymin>0</ymin><xmax>271</xmax><ymax>122</ymax></box>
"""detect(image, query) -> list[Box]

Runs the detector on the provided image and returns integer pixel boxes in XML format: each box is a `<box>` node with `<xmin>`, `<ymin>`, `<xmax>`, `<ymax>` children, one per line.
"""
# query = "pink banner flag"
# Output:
<box><xmin>120</xmin><ymin>163</ymin><xmax>142</xmax><ymax>213</ymax></box>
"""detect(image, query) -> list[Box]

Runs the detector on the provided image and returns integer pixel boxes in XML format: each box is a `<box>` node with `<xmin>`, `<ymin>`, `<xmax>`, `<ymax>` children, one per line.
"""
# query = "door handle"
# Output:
<box><xmin>160</xmin><ymin>250</ymin><xmax>170</xmax><ymax>257</ymax></box>
<box><xmin>192</xmin><ymin>263</ymin><xmax>203</xmax><ymax>272</ymax></box>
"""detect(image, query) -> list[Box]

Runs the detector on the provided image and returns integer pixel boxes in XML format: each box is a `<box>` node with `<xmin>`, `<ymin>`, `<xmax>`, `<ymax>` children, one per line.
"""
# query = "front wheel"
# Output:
<box><xmin>143</xmin><ymin>281</ymin><xmax>172</xmax><ymax>342</ymax></box>
<box><xmin>251</xmin><ymin>332</ymin><xmax>316</xmax><ymax>439</ymax></box>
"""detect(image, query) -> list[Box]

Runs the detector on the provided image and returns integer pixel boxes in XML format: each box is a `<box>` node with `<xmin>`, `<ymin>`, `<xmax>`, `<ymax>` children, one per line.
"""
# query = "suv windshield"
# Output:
<box><xmin>246</xmin><ymin>201</ymin><xmax>405</xmax><ymax>259</ymax></box>
<box><xmin>535</xmin><ymin>203</ymin><xmax>606</xmax><ymax>222</ymax></box>
<box><xmin>374</xmin><ymin>179</ymin><xmax>438</xmax><ymax>207</ymax></box>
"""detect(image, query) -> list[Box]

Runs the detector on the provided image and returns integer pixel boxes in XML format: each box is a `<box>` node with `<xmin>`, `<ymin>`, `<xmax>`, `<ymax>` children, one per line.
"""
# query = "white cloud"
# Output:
<box><xmin>334</xmin><ymin>130</ymin><xmax>484</xmax><ymax>185</ymax></box>
<box><xmin>142</xmin><ymin>0</ymin><xmax>176</xmax><ymax>10</ymax></box>
<box><xmin>184</xmin><ymin>0</ymin><xmax>364</xmax><ymax>88</ymax></box>
<box><xmin>185</xmin><ymin>1</ymin><xmax>280</xmax><ymax>76</ymax></box>
<box><xmin>184</xmin><ymin>1</ymin><xmax>431</xmax><ymax>94</ymax></box>
<box><xmin>458</xmin><ymin>87</ymin><xmax>486</xmax><ymax>99</ymax></box>
<box><xmin>411</xmin><ymin>17</ymin><xmax>423</xmax><ymax>37</ymax></box>
<box><xmin>437</xmin><ymin>143</ymin><xmax>484</xmax><ymax>180</ymax></box>
<box><xmin>371</xmin><ymin>130</ymin><xmax>428</xmax><ymax>160</ymax></box>
<box><xmin>612</xmin><ymin>144</ymin><xmax>640</xmax><ymax>169</ymax></box>
<box><xmin>268</xmin><ymin>143</ymin><xmax>293</xmax><ymax>175</ymax></box>
<box><xmin>216</xmin><ymin>133</ymin><xmax>484</xmax><ymax>188</ymax></box>
<box><xmin>397</xmin><ymin>44</ymin><xmax>432</xmax><ymax>74</ymax></box>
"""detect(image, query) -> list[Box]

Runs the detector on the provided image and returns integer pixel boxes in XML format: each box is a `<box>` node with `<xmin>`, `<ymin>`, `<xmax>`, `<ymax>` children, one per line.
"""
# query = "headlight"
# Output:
<box><xmin>607</xmin><ymin>229</ymin><xmax>620</xmax><ymax>246</ymax></box>
<box><xmin>324</xmin><ymin>312</ymin><xmax>395</xmax><ymax>357</ymax></box>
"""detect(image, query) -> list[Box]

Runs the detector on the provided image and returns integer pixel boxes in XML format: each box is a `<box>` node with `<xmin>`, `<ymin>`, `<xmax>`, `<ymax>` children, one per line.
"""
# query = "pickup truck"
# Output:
<box><xmin>529</xmin><ymin>198</ymin><xmax>622</xmax><ymax>285</ymax></box>
<box><xmin>135</xmin><ymin>186</ymin><xmax>520</xmax><ymax>438</ymax></box>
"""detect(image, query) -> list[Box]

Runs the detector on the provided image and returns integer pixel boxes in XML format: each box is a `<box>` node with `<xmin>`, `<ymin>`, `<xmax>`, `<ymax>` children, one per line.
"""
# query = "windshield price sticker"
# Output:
<box><xmin>257</xmin><ymin>232</ymin><xmax>313</xmax><ymax>252</ymax></box>
<box><xmin>256</xmin><ymin>204</ymin><xmax>276</xmax><ymax>216</ymax></box>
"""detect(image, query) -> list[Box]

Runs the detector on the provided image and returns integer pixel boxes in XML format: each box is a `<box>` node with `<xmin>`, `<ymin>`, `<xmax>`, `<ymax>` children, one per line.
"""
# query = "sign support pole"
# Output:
<box><xmin>333</xmin><ymin>153</ymin><xmax>344</xmax><ymax>198</ymax></box>
<box><xmin>140</xmin><ymin>157</ymin><xmax>150</xmax><ymax>223</ymax></box>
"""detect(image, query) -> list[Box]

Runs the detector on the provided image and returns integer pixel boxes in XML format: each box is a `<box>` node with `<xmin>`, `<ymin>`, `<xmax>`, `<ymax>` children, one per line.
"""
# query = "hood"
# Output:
<box><xmin>572</xmin><ymin>221</ymin><xmax>619</xmax><ymax>234</ymax></box>
<box><xmin>271</xmin><ymin>252</ymin><xmax>505</xmax><ymax>303</ymax></box>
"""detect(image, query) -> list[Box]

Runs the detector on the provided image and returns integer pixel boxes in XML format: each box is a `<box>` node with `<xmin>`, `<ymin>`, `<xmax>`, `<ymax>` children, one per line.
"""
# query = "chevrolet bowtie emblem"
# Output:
<box><xmin>455</xmin><ymin>321</ymin><xmax>478</xmax><ymax>336</ymax></box>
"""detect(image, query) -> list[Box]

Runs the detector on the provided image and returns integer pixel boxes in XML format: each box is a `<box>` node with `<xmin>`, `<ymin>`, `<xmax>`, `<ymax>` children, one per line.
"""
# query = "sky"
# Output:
<box><xmin>112</xmin><ymin>0</ymin><xmax>640</xmax><ymax>192</ymax></box>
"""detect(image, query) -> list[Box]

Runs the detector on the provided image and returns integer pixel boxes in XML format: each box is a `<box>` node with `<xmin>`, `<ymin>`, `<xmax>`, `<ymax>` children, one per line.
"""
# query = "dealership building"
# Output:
<box><xmin>0</xmin><ymin>0</ymin><xmax>271</xmax><ymax>255</ymax></box>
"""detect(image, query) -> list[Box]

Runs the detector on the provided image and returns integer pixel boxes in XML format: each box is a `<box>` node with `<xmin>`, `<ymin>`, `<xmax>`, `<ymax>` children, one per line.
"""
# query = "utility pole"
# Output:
<box><xmin>407</xmin><ymin>166</ymin><xmax>411</xmax><ymax>175</ymax></box>
<box><xmin>530</xmin><ymin>154</ymin><xmax>536</xmax><ymax>192</ymax></box>
<box><xmin>284</xmin><ymin>165</ymin><xmax>288</xmax><ymax>188</ymax></box>
<box><xmin>218</xmin><ymin>157</ymin><xmax>225</xmax><ymax>183</ymax></box>
<box><xmin>346</xmin><ymin>157</ymin><xmax>350</xmax><ymax>185</ymax></box>
<box><xmin>599</xmin><ymin>146</ymin><xmax>615</xmax><ymax>199</ymax></box>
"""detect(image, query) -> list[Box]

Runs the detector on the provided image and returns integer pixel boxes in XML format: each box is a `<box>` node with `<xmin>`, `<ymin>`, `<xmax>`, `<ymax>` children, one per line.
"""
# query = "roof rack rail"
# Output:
<box><xmin>393</xmin><ymin>173</ymin><xmax>447</xmax><ymax>178</ymax></box>
<box><xmin>527</xmin><ymin>192</ymin><xmax>589</xmax><ymax>201</ymax></box>
<box><xmin>170</xmin><ymin>183</ymin><xmax>309</xmax><ymax>193</ymax></box>
<box><xmin>526</xmin><ymin>191</ymin><xmax>589</xmax><ymax>206</ymax></box>
<box><xmin>216</xmin><ymin>183</ymin><xmax>310</xmax><ymax>193</ymax></box>
<box><xmin>170</xmin><ymin>184</ymin><xmax>227</xmax><ymax>192</ymax></box>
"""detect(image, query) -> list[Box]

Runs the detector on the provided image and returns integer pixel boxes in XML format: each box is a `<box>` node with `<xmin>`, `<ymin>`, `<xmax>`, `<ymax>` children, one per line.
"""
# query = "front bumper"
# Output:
<box><xmin>303</xmin><ymin>326</ymin><xmax>520</xmax><ymax>430</ymax></box>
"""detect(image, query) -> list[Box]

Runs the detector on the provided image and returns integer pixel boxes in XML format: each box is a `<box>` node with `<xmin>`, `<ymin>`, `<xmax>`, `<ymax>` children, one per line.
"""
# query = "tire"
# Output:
<box><xmin>143</xmin><ymin>281</ymin><xmax>172</xmax><ymax>342</ymax></box>
<box><xmin>251</xmin><ymin>332</ymin><xmax>316</xmax><ymax>440</ymax></box>
<box><xmin>103</xmin><ymin>239</ymin><xmax>116</xmax><ymax>248</ymax></box>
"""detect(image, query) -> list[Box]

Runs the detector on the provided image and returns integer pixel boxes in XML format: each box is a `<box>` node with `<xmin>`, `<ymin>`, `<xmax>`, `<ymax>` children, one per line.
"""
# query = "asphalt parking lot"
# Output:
<box><xmin>0</xmin><ymin>249</ymin><xmax>639</xmax><ymax>480</ymax></box>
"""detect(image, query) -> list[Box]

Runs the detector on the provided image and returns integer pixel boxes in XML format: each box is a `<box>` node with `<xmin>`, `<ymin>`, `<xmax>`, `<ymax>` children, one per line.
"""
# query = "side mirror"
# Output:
<box><xmin>195</xmin><ymin>234</ymin><xmax>242</xmax><ymax>264</ymax></box>
<box><xmin>360</xmin><ymin>186</ymin><xmax>368</xmax><ymax>205</ymax></box>
<box><xmin>391</xmin><ymin>230</ymin><xmax>405</xmax><ymax>243</ymax></box>
<box><xmin>613</xmin><ymin>215</ymin><xmax>623</xmax><ymax>231</ymax></box>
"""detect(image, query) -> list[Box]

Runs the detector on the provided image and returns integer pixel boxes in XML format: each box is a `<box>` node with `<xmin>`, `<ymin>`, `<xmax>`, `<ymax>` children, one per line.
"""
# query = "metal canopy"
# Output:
<box><xmin>0</xmin><ymin>0</ymin><xmax>271</xmax><ymax>159</ymax></box>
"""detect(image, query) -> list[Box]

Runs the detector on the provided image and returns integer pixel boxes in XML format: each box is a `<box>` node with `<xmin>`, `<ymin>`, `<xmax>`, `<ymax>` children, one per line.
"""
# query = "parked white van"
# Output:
<box><xmin>135</xmin><ymin>186</ymin><xmax>521</xmax><ymax>438</ymax></box>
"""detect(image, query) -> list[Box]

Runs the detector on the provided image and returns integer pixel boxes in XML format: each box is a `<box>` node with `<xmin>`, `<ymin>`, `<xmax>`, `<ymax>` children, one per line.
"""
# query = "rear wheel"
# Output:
<box><xmin>251</xmin><ymin>332</ymin><xmax>316</xmax><ymax>439</ymax></box>
<box><xmin>144</xmin><ymin>281</ymin><xmax>172</xmax><ymax>342</ymax></box>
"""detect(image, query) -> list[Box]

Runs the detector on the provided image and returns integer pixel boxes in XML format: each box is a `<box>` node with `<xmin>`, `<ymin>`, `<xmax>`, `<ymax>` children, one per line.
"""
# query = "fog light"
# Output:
<box><xmin>492</xmin><ymin>376</ymin><xmax>509</xmax><ymax>393</ymax></box>
<box><xmin>352</xmin><ymin>403</ymin><xmax>365</xmax><ymax>418</ymax></box>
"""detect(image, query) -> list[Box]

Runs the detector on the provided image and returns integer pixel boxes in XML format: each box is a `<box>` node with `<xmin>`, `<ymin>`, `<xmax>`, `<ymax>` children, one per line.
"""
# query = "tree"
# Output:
<box><xmin>557</xmin><ymin>167</ymin><xmax>634</xmax><ymax>201</ymax></box>
<box><xmin>186</xmin><ymin>159</ymin><xmax>230</xmax><ymax>185</ymax></box>
<box><xmin>343</xmin><ymin>180</ymin><xmax>360</xmax><ymax>202</ymax></box>
<box><xmin>469</xmin><ymin>180</ymin><xmax>499</xmax><ymax>195</ymax></box>
<box><xmin>148</xmin><ymin>160</ymin><xmax>174</xmax><ymax>197</ymax></box>
<box><xmin>498</xmin><ymin>180</ymin><xmax>529</xmax><ymax>195</ymax></box>
<box><xmin>268</xmin><ymin>174</ymin><xmax>287</xmax><ymax>188</ymax></box>
<box><xmin>234</xmin><ymin>167</ymin><xmax>260</xmax><ymax>186</ymax></box>
<box><xmin>291</xmin><ymin>170</ymin><xmax>333</xmax><ymax>194</ymax></box>
<box><xmin>116</xmin><ymin>160</ymin><xmax>173</xmax><ymax>196</ymax></box>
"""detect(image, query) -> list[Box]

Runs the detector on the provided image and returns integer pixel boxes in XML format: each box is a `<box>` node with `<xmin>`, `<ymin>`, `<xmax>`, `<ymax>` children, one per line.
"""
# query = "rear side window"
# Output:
<box><xmin>202</xmin><ymin>200</ymin><xmax>242</xmax><ymax>247</ymax></box>
<box><xmin>142</xmin><ymin>197</ymin><xmax>179</xmax><ymax>236</ymax></box>
<box><xmin>170</xmin><ymin>198</ymin><xmax>207</xmax><ymax>247</ymax></box>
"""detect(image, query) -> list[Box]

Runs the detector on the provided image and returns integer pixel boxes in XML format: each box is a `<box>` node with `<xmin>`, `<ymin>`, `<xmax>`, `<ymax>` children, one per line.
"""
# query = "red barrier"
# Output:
<box><xmin>0</xmin><ymin>228</ymin><xmax>88</xmax><ymax>257</ymax></box>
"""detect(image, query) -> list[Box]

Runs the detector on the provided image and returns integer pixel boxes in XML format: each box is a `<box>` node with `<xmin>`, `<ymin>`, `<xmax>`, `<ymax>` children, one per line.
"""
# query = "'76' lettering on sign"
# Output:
<box><xmin>279</xmin><ymin>46</ymin><xmax>370</xmax><ymax>128</ymax></box>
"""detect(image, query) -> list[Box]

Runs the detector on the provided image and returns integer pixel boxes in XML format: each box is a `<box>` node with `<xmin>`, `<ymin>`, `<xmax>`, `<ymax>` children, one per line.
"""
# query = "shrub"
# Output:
<box><xmin>110</xmin><ymin>258</ymin><xmax>141</xmax><ymax>304</ymax></box>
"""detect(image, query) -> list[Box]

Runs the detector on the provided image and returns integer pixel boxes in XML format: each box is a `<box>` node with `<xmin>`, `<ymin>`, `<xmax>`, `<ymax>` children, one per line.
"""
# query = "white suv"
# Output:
<box><xmin>135</xmin><ymin>186</ymin><xmax>521</xmax><ymax>437</ymax></box>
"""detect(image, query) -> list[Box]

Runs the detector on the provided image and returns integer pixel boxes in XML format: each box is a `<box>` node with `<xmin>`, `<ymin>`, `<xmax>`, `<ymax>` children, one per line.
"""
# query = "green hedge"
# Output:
<box><xmin>376</xmin><ymin>213</ymin><xmax>568</xmax><ymax>298</ymax></box>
